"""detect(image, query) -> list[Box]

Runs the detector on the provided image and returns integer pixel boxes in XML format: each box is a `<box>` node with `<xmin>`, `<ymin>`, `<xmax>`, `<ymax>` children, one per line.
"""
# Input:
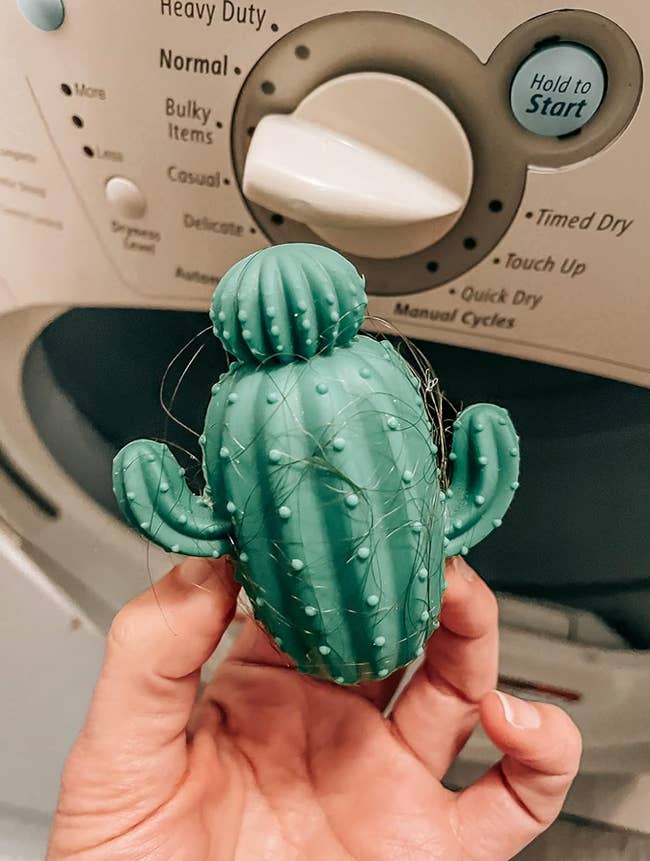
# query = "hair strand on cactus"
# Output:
<box><xmin>159</xmin><ymin>325</ymin><xmax>214</xmax><ymax>439</ymax></box>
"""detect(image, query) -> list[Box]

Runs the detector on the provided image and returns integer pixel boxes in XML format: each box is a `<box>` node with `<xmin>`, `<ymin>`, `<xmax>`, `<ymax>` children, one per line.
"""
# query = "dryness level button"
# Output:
<box><xmin>510</xmin><ymin>43</ymin><xmax>606</xmax><ymax>137</ymax></box>
<box><xmin>17</xmin><ymin>0</ymin><xmax>64</xmax><ymax>30</ymax></box>
<box><xmin>105</xmin><ymin>177</ymin><xmax>148</xmax><ymax>220</ymax></box>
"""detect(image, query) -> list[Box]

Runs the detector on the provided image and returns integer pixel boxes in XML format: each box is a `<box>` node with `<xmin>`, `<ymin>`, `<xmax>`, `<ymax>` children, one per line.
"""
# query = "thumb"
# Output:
<box><xmin>55</xmin><ymin>558</ymin><xmax>238</xmax><ymax>833</ymax></box>
<box><xmin>453</xmin><ymin>690</ymin><xmax>582</xmax><ymax>860</ymax></box>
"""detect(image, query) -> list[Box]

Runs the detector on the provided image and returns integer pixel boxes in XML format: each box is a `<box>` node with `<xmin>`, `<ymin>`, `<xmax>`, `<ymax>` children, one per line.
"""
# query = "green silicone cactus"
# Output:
<box><xmin>113</xmin><ymin>243</ymin><xmax>520</xmax><ymax>684</ymax></box>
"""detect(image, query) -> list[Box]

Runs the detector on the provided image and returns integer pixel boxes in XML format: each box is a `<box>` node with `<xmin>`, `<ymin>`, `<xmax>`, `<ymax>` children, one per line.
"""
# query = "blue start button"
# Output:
<box><xmin>510</xmin><ymin>42</ymin><xmax>607</xmax><ymax>137</ymax></box>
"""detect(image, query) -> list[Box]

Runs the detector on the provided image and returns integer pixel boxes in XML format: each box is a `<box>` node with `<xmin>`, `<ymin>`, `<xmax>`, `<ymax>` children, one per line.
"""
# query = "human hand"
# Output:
<box><xmin>47</xmin><ymin>556</ymin><xmax>581</xmax><ymax>860</ymax></box>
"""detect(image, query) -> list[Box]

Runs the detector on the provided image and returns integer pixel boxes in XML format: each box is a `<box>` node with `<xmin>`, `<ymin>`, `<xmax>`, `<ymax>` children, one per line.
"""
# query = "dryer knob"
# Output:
<box><xmin>243</xmin><ymin>72</ymin><xmax>474</xmax><ymax>259</ymax></box>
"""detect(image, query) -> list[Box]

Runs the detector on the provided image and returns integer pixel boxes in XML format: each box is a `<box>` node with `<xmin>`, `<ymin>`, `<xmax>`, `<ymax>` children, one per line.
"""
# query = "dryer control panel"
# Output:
<box><xmin>0</xmin><ymin>1</ymin><xmax>648</xmax><ymax>385</ymax></box>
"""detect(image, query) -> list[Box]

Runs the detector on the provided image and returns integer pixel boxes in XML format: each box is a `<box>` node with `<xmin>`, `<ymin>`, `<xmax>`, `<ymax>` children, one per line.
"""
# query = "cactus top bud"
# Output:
<box><xmin>210</xmin><ymin>243</ymin><xmax>368</xmax><ymax>364</ymax></box>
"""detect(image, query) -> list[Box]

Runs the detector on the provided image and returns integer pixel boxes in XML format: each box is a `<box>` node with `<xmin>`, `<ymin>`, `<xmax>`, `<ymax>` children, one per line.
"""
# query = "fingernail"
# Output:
<box><xmin>177</xmin><ymin>558</ymin><xmax>219</xmax><ymax>587</ymax></box>
<box><xmin>449</xmin><ymin>556</ymin><xmax>476</xmax><ymax>582</ymax></box>
<box><xmin>494</xmin><ymin>690</ymin><xmax>542</xmax><ymax>729</ymax></box>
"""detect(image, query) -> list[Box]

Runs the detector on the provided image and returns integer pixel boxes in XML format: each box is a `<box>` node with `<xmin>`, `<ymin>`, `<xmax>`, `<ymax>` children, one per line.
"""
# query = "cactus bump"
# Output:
<box><xmin>113</xmin><ymin>244</ymin><xmax>520</xmax><ymax>684</ymax></box>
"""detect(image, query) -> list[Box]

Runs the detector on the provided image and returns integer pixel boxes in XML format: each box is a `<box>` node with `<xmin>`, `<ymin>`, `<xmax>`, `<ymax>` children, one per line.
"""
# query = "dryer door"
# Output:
<box><xmin>22</xmin><ymin>307</ymin><xmax>650</xmax><ymax>647</ymax></box>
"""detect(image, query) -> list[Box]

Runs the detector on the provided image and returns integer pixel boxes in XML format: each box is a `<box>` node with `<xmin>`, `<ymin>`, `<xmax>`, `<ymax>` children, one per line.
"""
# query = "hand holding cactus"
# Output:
<box><xmin>47</xmin><ymin>556</ymin><xmax>581</xmax><ymax>861</ymax></box>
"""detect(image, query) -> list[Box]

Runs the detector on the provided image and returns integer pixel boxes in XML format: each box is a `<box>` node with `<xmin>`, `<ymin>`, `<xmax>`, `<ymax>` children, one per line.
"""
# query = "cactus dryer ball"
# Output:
<box><xmin>113</xmin><ymin>244</ymin><xmax>520</xmax><ymax>685</ymax></box>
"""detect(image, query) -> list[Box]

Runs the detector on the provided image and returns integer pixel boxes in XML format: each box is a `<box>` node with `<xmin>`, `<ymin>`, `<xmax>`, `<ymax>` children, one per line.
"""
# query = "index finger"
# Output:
<box><xmin>390</xmin><ymin>556</ymin><xmax>499</xmax><ymax>777</ymax></box>
<box><xmin>59</xmin><ymin>560</ymin><xmax>239</xmax><ymax>816</ymax></box>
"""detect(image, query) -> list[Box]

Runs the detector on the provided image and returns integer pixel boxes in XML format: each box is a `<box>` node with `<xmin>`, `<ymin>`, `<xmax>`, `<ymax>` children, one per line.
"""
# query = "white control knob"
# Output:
<box><xmin>243</xmin><ymin>72</ymin><xmax>474</xmax><ymax>259</ymax></box>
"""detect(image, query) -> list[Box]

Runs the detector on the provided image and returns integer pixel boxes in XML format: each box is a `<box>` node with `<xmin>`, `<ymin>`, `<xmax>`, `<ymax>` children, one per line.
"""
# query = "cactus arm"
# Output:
<box><xmin>113</xmin><ymin>440</ymin><xmax>233</xmax><ymax>558</ymax></box>
<box><xmin>443</xmin><ymin>404</ymin><xmax>520</xmax><ymax>558</ymax></box>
